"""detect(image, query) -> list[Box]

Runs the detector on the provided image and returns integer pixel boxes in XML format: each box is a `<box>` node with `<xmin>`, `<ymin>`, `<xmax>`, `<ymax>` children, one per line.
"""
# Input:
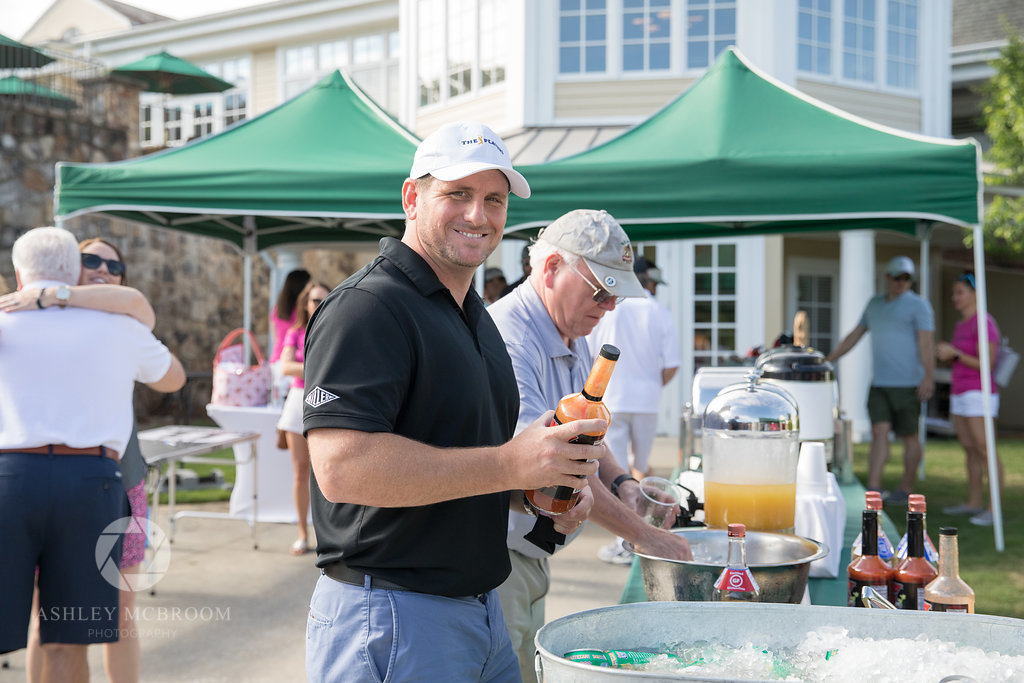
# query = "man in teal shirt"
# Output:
<box><xmin>828</xmin><ymin>256</ymin><xmax>935</xmax><ymax>503</ymax></box>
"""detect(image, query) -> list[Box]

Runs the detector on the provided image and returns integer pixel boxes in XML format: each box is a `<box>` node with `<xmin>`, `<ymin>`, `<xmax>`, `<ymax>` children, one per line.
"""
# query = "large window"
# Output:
<box><xmin>192</xmin><ymin>102</ymin><xmax>214</xmax><ymax>140</ymax></box>
<box><xmin>796</xmin><ymin>273</ymin><xmax>835</xmax><ymax>353</ymax></box>
<box><xmin>686</xmin><ymin>0</ymin><xmax>736</xmax><ymax>69</ymax></box>
<box><xmin>798</xmin><ymin>0</ymin><xmax>918</xmax><ymax>90</ymax></box>
<box><xmin>140</xmin><ymin>104</ymin><xmax>153</xmax><ymax>145</ymax></box>
<box><xmin>283</xmin><ymin>32</ymin><xmax>399</xmax><ymax>110</ymax></box>
<box><xmin>797</xmin><ymin>0</ymin><xmax>832</xmax><ymax>75</ymax></box>
<box><xmin>885</xmin><ymin>0</ymin><xmax>917</xmax><ymax>88</ymax></box>
<box><xmin>558</xmin><ymin>0</ymin><xmax>734</xmax><ymax>76</ymax></box>
<box><xmin>164</xmin><ymin>107</ymin><xmax>182</xmax><ymax>144</ymax></box>
<box><xmin>623</xmin><ymin>0</ymin><xmax>671</xmax><ymax>72</ymax></box>
<box><xmin>559</xmin><ymin>0</ymin><xmax>607</xmax><ymax>74</ymax></box>
<box><xmin>417</xmin><ymin>0</ymin><xmax>509</xmax><ymax>108</ymax></box>
<box><xmin>693</xmin><ymin>242</ymin><xmax>737</xmax><ymax>369</ymax></box>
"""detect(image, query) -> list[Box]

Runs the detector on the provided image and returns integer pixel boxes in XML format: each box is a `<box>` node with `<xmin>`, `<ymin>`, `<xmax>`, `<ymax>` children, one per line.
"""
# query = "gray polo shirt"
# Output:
<box><xmin>859</xmin><ymin>290</ymin><xmax>935</xmax><ymax>388</ymax></box>
<box><xmin>487</xmin><ymin>280</ymin><xmax>589</xmax><ymax>559</ymax></box>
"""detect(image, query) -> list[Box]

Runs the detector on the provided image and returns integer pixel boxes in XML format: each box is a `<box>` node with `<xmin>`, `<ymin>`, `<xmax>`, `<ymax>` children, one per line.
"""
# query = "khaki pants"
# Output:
<box><xmin>496</xmin><ymin>550</ymin><xmax>550</xmax><ymax>683</ymax></box>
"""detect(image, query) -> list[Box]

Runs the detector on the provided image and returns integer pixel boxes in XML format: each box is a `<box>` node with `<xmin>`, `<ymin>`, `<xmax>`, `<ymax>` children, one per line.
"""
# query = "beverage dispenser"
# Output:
<box><xmin>702</xmin><ymin>372</ymin><xmax>800</xmax><ymax>533</ymax></box>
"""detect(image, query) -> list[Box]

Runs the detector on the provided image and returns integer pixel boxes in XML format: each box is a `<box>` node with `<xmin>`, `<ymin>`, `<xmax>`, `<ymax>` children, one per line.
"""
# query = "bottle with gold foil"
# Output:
<box><xmin>526</xmin><ymin>344</ymin><xmax>619</xmax><ymax>515</ymax></box>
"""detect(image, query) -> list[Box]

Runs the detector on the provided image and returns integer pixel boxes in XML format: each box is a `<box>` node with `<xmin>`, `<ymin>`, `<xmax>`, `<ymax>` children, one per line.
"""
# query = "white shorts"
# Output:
<box><xmin>950</xmin><ymin>390</ymin><xmax>999</xmax><ymax>418</ymax></box>
<box><xmin>276</xmin><ymin>387</ymin><xmax>305</xmax><ymax>434</ymax></box>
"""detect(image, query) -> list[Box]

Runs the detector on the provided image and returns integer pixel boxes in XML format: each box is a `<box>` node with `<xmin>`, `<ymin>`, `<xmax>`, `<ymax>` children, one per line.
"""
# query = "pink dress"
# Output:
<box><xmin>270</xmin><ymin>309</ymin><xmax>296</xmax><ymax>363</ymax></box>
<box><xmin>283</xmin><ymin>327</ymin><xmax>306</xmax><ymax>389</ymax></box>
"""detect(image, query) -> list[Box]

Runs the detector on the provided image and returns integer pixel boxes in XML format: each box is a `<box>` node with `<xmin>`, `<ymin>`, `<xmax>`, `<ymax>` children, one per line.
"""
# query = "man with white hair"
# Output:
<box><xmin>488</xmin><ymin>209</ymin><xmax>692</xmax><ymax>681</ymax></box>
<box><xmin>0</xmin><ymin>227</ymin><xmax>184</xmax><ymax>682</ymax></box>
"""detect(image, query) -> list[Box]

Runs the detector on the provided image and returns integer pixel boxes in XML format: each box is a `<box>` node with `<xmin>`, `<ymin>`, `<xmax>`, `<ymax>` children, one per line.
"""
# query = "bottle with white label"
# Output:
<box><xmin>713</xmin><ymin>523</ymin><xmax>760</xmax><ymax>602</ymax></box>
<box><xmin>924</xmin><ymin>527</ymin><xmax>975</xmax><ymax>613</ymax></box>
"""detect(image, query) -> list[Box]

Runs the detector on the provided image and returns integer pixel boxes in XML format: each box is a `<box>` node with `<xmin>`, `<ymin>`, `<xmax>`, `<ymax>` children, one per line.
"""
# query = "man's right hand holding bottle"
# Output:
<box><xmin>502</xmin><ymin>410</ymin><xmax>605</xmax><ymax>494</ymax></box>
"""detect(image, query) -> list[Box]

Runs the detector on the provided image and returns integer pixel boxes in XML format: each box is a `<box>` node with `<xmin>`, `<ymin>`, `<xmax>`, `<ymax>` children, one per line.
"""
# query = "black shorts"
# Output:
<box><xmin>0</xmin><ymin>453</ymin><xmax>127</xmax><ymax>651</ymax></box>
<box><xmin>867</xmin><ymin>386</ymin><xmax>921</xmax><ymax>436</ymax></box>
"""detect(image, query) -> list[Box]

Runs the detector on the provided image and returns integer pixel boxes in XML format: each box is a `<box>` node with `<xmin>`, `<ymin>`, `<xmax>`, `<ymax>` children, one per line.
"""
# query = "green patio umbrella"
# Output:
<box><xmin>0</xmin><ymin>32</ymin><xmax>55</xmax><ymax>69</ymax></box>
<box><xmin>111</xmin><ymin>50</ymin><xmax>233</xmax><ymax>94</ymax></box>
<box><xmin>0</xmin><ymin>75</ymin><xmax>76</xmax><ymax>108</ymax></box>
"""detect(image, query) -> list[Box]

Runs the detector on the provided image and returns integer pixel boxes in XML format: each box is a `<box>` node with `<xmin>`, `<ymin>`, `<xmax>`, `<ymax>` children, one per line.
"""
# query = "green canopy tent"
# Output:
<box><xmin>56</xmin><ymin>69</ymin><xmax>419</xmax><ymax>335</ymax></box>
<box><xmin>511</xmin><ymin>48</ymin><xmax>998</xmax><ymax>550</ymax></box>
<box><xmin>0</xmin><ymin>32</ymin><xmax>55</xmax><ymax>69</ymax></box>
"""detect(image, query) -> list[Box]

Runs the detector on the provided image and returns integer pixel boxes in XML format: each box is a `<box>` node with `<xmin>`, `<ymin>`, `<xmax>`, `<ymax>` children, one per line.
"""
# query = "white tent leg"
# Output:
<box><xmin>918</xmin><ymin>222</ymin><xmax>931</xmax><ymax>480</ymax></box>
<box><xmin>973</xmin><ymin>224</ymin><xmax>1003</xmax><ymax>551</ymax></box>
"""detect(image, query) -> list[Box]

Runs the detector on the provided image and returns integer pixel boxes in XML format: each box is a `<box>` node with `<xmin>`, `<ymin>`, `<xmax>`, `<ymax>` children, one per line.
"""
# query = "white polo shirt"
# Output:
<box><xmin>0</xmin><ymin>280</ymin><xmax>173</xmax><ymax>454</ymax></box>
<box><xmin>587</xmin><ymin>291</ymin><xmax>680</xmax><ymax>414</ymax></box>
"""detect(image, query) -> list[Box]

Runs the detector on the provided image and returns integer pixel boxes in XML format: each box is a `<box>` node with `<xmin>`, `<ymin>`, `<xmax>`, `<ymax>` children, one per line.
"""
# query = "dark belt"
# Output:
<box><xmin>0</xmin><ymin>445</ymin><xmax>118</xmax><ymax>460</ymax></box>
<box><xmin>322</xmin><ymin>563</ymin><xmax>413</xmax><ymax>592</ymax></box>
<box><xmin>322</xmin><ymin>563</ymin><xmax>487</xmax><ymax>602</ymax></box>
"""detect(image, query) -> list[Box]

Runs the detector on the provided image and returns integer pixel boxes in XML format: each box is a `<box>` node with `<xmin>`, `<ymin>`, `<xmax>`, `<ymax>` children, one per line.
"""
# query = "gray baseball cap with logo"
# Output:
<box><xmin>536</xmin><ymin>209</ymin><xmax>646</xmax><ymax>299</ymax></box>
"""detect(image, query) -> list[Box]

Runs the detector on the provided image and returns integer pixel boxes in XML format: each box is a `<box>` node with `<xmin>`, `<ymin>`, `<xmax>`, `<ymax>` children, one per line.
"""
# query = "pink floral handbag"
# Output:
<box><xmin>211</xmin><ymin>328</ymin><xmax>272</xmax><ymax>407</ymax></box>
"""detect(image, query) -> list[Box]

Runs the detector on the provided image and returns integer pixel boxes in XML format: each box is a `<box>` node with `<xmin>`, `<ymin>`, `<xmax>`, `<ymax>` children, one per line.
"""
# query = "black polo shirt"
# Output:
<box><xmin>303</xmin><ymin>237</ymin><xmax>519</xmax><ymax>597</ymax></box>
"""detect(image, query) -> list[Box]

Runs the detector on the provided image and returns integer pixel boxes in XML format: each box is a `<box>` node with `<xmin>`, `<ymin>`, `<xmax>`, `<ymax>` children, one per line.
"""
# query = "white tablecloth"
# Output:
<box><xmin>206</xmin><ymin>403</ymin><xmax>310</xmax><ymax>524</ymax></box>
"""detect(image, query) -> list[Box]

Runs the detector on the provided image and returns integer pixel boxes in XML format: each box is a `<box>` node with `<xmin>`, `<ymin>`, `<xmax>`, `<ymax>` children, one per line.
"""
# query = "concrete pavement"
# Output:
<box><xmin>0</xmin><ymin>436</ymin><xmax>680</xmax><ymax>682</ymax></box>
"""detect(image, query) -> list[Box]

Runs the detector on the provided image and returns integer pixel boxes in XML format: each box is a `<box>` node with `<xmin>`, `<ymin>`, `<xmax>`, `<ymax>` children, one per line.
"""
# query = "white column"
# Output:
<box><xmin>837</xmin><ymin>230</ymin><xmax>875</xmax><ymax>442</ymax></box>
<box><xmin>657</xmin><ymin>240</ymin><xmax>688</xmax><ymax>438</ymax></box>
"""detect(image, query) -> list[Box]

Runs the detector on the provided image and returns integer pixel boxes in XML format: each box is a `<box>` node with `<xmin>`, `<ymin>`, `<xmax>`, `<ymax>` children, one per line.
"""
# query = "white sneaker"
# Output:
<box><xmin>597</xmin><ymin>539</ymin><xmax>634</xmax><ymax>565</ymax></box>
<box><xmin>970</xmin><ymin>510</ymin><xmax>994</xmax><ymax>526</ymax></box>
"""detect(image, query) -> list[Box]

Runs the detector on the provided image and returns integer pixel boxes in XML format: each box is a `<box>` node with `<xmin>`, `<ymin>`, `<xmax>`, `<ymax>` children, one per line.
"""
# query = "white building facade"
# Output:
<box><xmin>51</xmin><ymin>0</ymin><xmax>956</xmax><ymax>439</ymax></box>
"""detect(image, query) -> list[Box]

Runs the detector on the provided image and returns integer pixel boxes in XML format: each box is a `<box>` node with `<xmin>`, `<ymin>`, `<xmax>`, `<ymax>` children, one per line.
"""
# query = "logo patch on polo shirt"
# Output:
<box><xmin>305</xmin><ymin>386</ymin><xmax>340</xmax><ymax>408</ymax></box>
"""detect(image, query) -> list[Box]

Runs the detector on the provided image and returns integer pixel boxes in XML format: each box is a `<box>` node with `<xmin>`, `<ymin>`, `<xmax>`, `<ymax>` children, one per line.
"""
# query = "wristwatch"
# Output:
<box><xmin>610</xmin><ymin>474</ymin><xmax>639</xmax><ymax>499</ymax></box>
<box><xmin>54</xmin><ymin>285</ymin><xmax>71</xmax><ymax>308</ymax></box>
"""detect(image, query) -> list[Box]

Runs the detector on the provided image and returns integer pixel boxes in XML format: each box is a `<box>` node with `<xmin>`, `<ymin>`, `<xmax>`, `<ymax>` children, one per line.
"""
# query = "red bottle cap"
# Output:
<box><xmin>909</xmin><ymin>494</ymin><xmax>926</xmax><ymax>512</ymax></box>
<box><xmin>727</xmin><ymin>523</ymin><xmax>746</xmax><ymax>537</ymax></box>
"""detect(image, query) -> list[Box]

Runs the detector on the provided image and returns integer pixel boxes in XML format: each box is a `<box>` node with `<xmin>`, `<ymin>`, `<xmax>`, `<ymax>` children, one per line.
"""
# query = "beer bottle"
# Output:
<box><xmin>923</xmin><ymin>527</ymin><xmax>975</xmax><ymax>613</ymax></box>
<box><xmin>848</xmin><ymin>510</ymin><xmax>894</xmax><ymax>607</ymax></box>
<box><xmin>892</xmin><ymin>511</ymin><xmax>937</xmax><ymax>610</ymax></box>
<box><xmin>713</xmin><ymin>523</ymin><xmax>760</xmax><ymax>602</ymax></box>
<box><xmin>526</xmin><ymin>344</ymin><xmax>619</xmax><ymax>515</ymax></box>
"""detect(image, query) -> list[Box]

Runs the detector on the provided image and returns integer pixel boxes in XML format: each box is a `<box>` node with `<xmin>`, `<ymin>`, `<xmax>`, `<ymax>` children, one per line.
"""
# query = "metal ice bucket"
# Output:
<box><xmin>535</xmin><ymin>602</ymin><xmax>1024</xmax><ymax>682</ymax></box>
<box><xmin>630</xmin><ymin>528</ymin><xmax>827</xmax><ymax>603</ymax></box>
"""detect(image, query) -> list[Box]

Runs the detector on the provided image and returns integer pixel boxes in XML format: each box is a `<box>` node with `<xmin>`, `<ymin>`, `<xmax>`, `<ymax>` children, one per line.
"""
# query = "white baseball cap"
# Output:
<box><xmin>537</xmin><ymin>209</ymin><xmax>646</xmax><ymax>299</ymax></box>
<box><xmin>410</xmin><ymin>121</ymin><xmax>531</xmax><ymax>198</ymax></box>
<box><xmin>885</xmin><ymin>256</ymin><xmax>915</xmax><ymax>278</ymax></box>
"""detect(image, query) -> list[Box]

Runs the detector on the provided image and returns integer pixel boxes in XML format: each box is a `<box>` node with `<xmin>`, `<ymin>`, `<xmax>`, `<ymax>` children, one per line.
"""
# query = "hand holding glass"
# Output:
<box><xmin>637</xmin><ymin>476</ymin><xmax>682</xmax><ymax>529</ymax></box>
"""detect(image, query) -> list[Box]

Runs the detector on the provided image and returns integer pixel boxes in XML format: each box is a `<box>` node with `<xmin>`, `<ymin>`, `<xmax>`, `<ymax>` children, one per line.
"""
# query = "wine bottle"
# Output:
<box><xmin>895</xmin><ymin>494</ymin><xmax>938</xmax><ymax>567</ymax></box>
<box><xmin>713</xmin><ymin>523</ymin><xmax>760</xmax><ymax>602</ymax></box>
<box><xmin>892</xmin><ymin>511</ymin><xmax>937</xmax><ymax>610</ymax></box>
<box><xmin>848</xmin><ymin>509</ymin><xmax>893</xmax><ymax>607</ymax></box>
<box><xmin>526</xmin><ymin>344</ymin><xmax>619</xmax><ymax>515</ymax></box>
<box><xmin>924</xmin><ymin>527</ymin><xmax>975</xmax><ymax>613</ymax></box>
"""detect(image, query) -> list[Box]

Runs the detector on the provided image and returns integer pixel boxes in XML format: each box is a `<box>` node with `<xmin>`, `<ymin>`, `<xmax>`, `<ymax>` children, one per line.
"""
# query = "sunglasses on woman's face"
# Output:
<box><xmin>81</xmin><ymin>253</ymin><xmax>126</xmax><ymax>277</ymax></box>
<box><xmin>310</xmin><ymin>298</ymin><xmax>324</xmax><ymax>305</ymax></box>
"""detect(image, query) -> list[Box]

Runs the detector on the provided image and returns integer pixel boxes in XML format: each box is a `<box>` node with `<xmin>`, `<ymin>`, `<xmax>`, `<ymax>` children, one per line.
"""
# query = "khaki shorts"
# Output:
<box><xmin>867</xmin><ymin>386</ymin><xmax>920</xmax><ymax>436</ymax></box>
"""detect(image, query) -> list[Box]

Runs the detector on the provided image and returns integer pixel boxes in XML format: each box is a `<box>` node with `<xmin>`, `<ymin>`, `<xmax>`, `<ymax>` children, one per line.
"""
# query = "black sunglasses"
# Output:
<box><xmin>310</xmin><ymin>298</ymin><xmax>324</xmax><ymax>305</ymax></box>
<box><xmin>893</xmin><ymin>273</ymin><xmax>911</xmax><ymax>282</ymax></box>
<box><xmin>81</xmin><ymin>253</ymin><xmax>126</xmax><ymax>277</ymax></box>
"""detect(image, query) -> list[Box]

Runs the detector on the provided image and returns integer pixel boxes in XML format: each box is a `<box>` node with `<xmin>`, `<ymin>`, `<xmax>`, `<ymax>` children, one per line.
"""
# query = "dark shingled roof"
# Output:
<box><xmin>953</xmin><ymin>0</ymin><xmax>1024</xmax><ymax>47</ymax></box>
<box><xmin>97</xmin><ymin>0</ymin><xmax>171</xmax><ymax>26</ymax></box>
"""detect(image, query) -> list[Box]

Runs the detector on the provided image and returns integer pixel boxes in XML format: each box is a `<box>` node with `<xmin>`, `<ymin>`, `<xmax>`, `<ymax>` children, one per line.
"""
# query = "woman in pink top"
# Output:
<box><xmin>276</xmin><ymin>281</ymin><xmax>330</xmax><ymax>554</ymax></box>
<box><xmin>936</xmin><ymin>272</ymin><xmax>1003</xmax><ymax>526</ymax></box>
<box><xmin>270</xmin><ymin>269</ymin><xmax>311</xmax><ymax>363</ymax></box>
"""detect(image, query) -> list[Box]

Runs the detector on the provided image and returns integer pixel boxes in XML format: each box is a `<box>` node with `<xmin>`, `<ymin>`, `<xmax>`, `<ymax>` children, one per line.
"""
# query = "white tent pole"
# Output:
<box><xmin>972</xmin><ymin>224</ymin><xmax>1003</xmax><ymax>551</ymax></box>
<box><xmin>918</xmin><ymin>222</ymin><xmax>932</xmax><ymax>480</ymax></box>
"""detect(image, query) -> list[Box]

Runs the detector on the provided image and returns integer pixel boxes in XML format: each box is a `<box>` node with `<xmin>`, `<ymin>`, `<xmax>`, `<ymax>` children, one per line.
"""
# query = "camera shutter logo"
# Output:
<box><xmin>95</xmin><ymin>516</ymin><xmax>172</xmax><ymax>591</ymax></box>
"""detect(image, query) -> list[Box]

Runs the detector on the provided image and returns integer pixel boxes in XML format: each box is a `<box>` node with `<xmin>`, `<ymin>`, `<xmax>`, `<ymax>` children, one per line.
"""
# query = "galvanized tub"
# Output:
<box><xmin>631</xmin><ymin>528</ymin><xmax>827</xmax><ymax>603</ymax></box>
<box><xmin>535</xmin><ymin>602</ymin><xmax>1024</xmax><ymax>682</ymax></box>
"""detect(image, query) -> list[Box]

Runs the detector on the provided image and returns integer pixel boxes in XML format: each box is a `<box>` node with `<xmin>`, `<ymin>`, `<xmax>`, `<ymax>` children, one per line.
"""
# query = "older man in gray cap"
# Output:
<box><xmin>489</xmin><ymin>209</ymin><xmax>692</xmax><ymax>681</ymax></box>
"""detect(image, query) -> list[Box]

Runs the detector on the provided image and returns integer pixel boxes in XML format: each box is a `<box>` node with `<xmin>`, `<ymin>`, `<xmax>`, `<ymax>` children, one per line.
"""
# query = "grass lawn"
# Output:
<box><xmin>852</xmin><ymin>435</ymin><xmax>1024</xmax><ymax>619</ymax></box>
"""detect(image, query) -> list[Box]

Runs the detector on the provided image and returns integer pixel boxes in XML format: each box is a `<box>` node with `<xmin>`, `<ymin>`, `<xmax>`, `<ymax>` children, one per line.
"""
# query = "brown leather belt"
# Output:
<box><xmin>0</xmin><ymin>445</ymin><xmax>119</xmax><ymax>460</ymax></box>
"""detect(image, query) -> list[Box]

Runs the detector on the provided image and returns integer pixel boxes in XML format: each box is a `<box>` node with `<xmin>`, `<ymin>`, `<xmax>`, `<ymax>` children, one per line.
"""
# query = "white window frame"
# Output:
<box><xmin>281</xmin><ymin>33</ymin><xmax>399</xmax><ymax>112</ymax></box>
<box><xmin>691</xmin><ymin>240</ymin><xmax>739</xmax><ymax>369</ymax></box>
<box><xmin>622</xmin><ymin>0</ymin><xmax>673</xmax><ymax>73</ymax></box>
<box><xmin>797</xmin><ymin>0</ymin><xmax>920</xmax><ymax>95</ymax></box>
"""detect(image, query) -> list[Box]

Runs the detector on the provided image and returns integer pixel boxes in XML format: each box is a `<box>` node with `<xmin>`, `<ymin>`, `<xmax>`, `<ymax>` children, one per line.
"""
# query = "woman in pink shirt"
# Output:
<box><xmin>270</xmin><ymin>269</ymin><xmax>311</xmax><ymax>363</ymax></box>
<box><xmin>276</xmin><ymin>280</ymin><xmax>330</xmax><ymax>554</ymax></box>
<box><xmin>936</xmin><ymin>272</ymin><xmax>1003</xmax><ymax>526</ymax></box>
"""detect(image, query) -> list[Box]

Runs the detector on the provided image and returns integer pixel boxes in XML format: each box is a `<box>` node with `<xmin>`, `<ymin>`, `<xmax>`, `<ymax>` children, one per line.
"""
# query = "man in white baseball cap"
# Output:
<box><xmin>304</xmin><ymin>124</ymin><xmax>602</xmax><ymax>682</ymax></box>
